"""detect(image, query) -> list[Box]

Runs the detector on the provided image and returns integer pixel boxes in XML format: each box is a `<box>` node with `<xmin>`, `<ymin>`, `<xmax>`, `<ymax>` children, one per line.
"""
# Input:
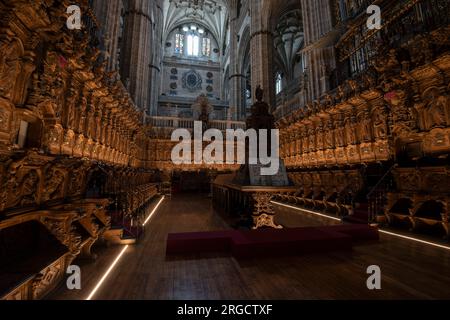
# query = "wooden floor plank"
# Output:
<box><xmin>48</xmin><ymin>194</ymin><xmax>450</xmax><ymax>300</ymax></box>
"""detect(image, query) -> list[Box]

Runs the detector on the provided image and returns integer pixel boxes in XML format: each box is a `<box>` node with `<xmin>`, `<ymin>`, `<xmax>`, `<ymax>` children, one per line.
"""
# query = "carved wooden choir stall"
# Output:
<box><xmin>275</xmin><ymin>1</ymin><xmax>450</xmax><ymax>238</ymax></box>
<box><xmin>0</xmin><ymin>1</ymin><xmax>159</xmax><ymax>300</ymax></box>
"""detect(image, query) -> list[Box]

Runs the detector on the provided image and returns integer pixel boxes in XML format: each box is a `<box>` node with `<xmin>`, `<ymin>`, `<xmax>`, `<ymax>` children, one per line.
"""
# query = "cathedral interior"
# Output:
<box><xmin>0</xmin><ymin>0</ymin><xmax>450</xmax><ymax>301</ymax></box>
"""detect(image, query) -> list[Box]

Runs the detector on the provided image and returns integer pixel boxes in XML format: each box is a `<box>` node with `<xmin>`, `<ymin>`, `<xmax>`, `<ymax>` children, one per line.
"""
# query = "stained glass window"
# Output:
<box><xmin>202</xmin><ymin>38</ymin><xmax>211</xmax><ymax>56</ymax></box>
<box><xmin>276</xmin><ymin>73</ymin><xmax>283</xmax><ymax>94</ymax></box>
<box><xmin>175</xmin><ymin>34</ymin><xmax>184</xmax><ymax>54</ymax></box>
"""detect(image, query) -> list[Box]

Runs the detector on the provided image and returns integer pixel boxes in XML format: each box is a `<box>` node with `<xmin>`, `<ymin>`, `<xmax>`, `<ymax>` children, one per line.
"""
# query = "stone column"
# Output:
<box><xmin>92</xmin><ymin>0</ymin><xmax>124</xmax><ymax>72</ymax></box>
<box><xmin>120</xmin><ymin>0</ymin><xmax>153</xmax><ymax>111</ymax></box>
<box><xmin>229</xmin><ymin>0</ymin><xmax>242</xmax><ymax>121</ymax></box>
<box><xmin>105</xmin><ymin>0</ymin><xmax>124</xmax><ymax>72</ymax></box>
<box><xmin>301</xmin><ymin>0</ymin><xmax>337</xmax><ymax>101</ymax></box>
<box><xmin>300</xmin><ymin>0</ymin><xmax>337</xmax><ymax>102</ymax></box>
<box><xmin>249</xmin><ymin>0</ymin><xmax>275</xmax><ymax>110</ymax></box>
<box><xmin>148</xmin><ymin>0</ymin><xmax>164</xmax><ymax>117</ymax></box>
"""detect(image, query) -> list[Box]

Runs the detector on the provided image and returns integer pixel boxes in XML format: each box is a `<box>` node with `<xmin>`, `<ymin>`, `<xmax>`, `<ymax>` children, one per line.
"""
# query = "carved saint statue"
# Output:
<box><xmin>359</xmin><ymin>113</ymin><xmax>372</xmax><ymax>142</ymax></box>
<box><xmin>44</xmin><ymin>170</ymin><xmax>65</xmax><ymax>201</ymax></box>
<box><xmin>429</xmin><ymin>93</ymin><xmax>447</xmax><ymax>128</ymax></box>
<box><xmin>87</xmin><ymin>108</ymin><xmax>96</xmax><ymax>138</ymax></box>
<box><xmin>336</xmin><ymin>126</ymin><xmax>345</xmax><ymax>146</ymax></box>
<box><xmin>316</xmin><ymin>128</ymin><xmax>324</xmax><ymax>150</ymax></box>
<box><xmin>373</xmin><ymin>110</ymin><xmax>387</xmax><ymax>139</ymax></box>
<box><xmin>66</xmin><ymin>89</ymin><xmax>77</xmax><ymax>129</ymax></box>
<box><xmin>77</xmin><ymin>96</ymin><xmax>88</xmax><ymax>133</ymax></box>
<box><xmin>20</xmin><ymin>170</ymin><xmax>40</xmax><ymax>206</ymax></box>
<box><xmin>325</xmin><ymin>129</ymin><xmax>333</xmax><ymax>149</ymax></box>
<box><xmin>345</xmin><ymin>121</ymin><xmax>356</xmax><ymax>144</ymax></box>
<box><xmin>52</xmin><ymin>77</ymin><xmax>65</xmax><ymax>118</ymax></box>
<box><xmin>69</xmin><ymin>166</ymin><xmax>84</xmax><ymax>195</ymax></box>
<box><xmin>302</xmin><ymin>134</ymin><xmax>309</xmax><ymax>153</ymax></box>
<box><xmin>0</xmin><ymin>107</ymin><xmax>9</xmax><ymax>133</ymax></box>
<box><xmin>308</xmin><ymin>129</ymin><xmax>316</xmax><ymax>151</ymax></box>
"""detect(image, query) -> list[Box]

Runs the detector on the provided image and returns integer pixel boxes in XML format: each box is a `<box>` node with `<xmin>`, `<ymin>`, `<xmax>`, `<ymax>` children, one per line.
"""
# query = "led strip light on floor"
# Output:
<box><xmin>86</xmin><ymin>196</ymin><xmax>166</xmax><ymax>300</ymax></box>
<box><xmin>272</xmin><ymin>200</ymin><xmax>450</xmax><ymax>251</ymax></box>
<box><xmin>143</xmin><ymin>196</ymin><xmax>165</xmax><ymax>226</ymax></box>
<box><xmin>271</xmin><ymin>200</ymin><xmax>342</xmax><ymax>222</ymax></box>
<box><xmin>86</xmin><ymin>245</ymin><xmax>129</xmax><ymax>300</ymax></box>
<box><xmin>378</xmin><ymin>229</ymin><xmax>450</xmax><ymax>251</ymax></box>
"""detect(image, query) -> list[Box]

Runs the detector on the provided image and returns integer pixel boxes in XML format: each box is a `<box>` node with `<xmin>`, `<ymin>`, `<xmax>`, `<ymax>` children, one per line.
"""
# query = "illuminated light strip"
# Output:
<box><xmin>86</xmin><ymin>245</ymin><xmax>129</xmax><ymax>300</ymax></box>
<box><xmin>85</xmin><ymin>197</ymin><xmax>165</xmax><ymax>300</ymax></box>
<box><xmin>378</xmin><ymin>229</ymin><xmax>450</xmax><ymax>251</ymax></box>
<box><xmin>271</xmin><ymin>200</ymin><xmax>342</xmax><ymax>222</ymax></box>
<box><xmin>143</xmin><ymin>196</ymin><xmax>165</xmax><ymax>226</ymax></box>
<box><xmin>272</xmin><ymin>201</ymin><xmax>450</xmax><ymax>251</ymax></box>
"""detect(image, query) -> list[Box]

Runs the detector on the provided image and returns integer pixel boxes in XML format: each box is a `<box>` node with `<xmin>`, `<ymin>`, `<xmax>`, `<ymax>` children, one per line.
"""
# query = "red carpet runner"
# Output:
<box><xmin>166</xmin><ymin>224</ymin><xmax>379</xmax><ymax>258</ymax></box>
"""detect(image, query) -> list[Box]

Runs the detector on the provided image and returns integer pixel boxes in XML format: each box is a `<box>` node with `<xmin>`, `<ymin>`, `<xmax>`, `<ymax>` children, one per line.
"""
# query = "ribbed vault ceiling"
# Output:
<box><xmin>163</xmin><ymin>0</ymin><xmax>229</xmax><ymax>45</ymax></box>
<box><xmin>274</xmin><ymin>9</ymin><xmax>304</xmax><ymax>79</ymax></box>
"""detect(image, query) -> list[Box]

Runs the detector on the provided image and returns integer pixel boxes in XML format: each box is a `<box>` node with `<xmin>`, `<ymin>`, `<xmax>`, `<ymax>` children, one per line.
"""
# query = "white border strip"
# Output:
<box><xmin>143</xmin><ymin>196</ymin><xmax>165</xmax><ymax>226</ymax></box>
<box><xmin>378</xmin><ymin>229</ymin><xmax>450</xmax><ymax>251</ymax></box>
<box><xmin>86</xmin><ymin>245</ymin><xmax>129</xmax><ymax>300</ymax></box>
<box><xmin>271</xmin><ymin>200</ymin><xmax>342</xmax><ymax>222</ymax></box>
<box><xmin>85</xmin><ymin>196</ymin><xmax>166</xmax><ymax>300</ymax></box>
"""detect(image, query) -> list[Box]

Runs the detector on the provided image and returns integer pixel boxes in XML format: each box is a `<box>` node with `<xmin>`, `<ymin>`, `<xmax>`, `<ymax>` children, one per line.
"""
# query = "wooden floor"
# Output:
<box><xmin>49</xmin><ymin>193</ymin><xmax>450</xmax><ymax>300</ymax></box>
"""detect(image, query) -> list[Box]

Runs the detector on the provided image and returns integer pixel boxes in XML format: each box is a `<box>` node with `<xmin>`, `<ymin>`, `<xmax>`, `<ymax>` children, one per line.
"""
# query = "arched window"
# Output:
<box><xmin>187</xmin><ymin>34</ymin><xmax>200</xmax><ymax>56</ymax></box>
<box><xmin>246</xmin><ymin>88</ymin><xmax>251</xmax><ymax>100</ymax></box>
<box><xmin>276</xmin><ymin>73</ymin><xmax>283</xmax><ymax>94</ymax></box>
<box><xmin>174</xmin><ymin>24</ymin><xmax>213</xmax><ymax>58</ymax></box>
